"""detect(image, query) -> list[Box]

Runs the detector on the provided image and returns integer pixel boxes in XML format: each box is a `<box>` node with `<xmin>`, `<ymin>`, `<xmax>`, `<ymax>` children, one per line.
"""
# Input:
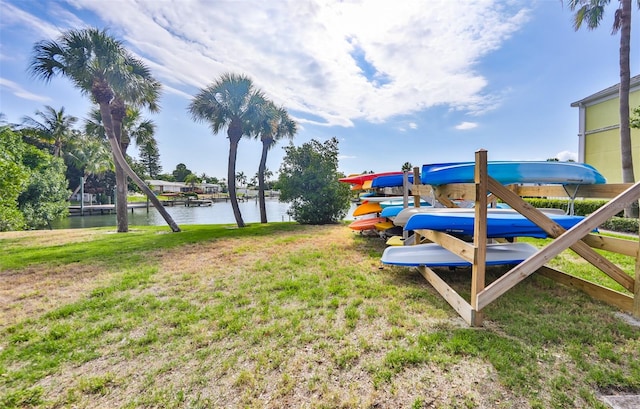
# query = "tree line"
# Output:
<box><xmin>1</xmin><ymin>27</ymin><xmax>355</xmax><ymax>231</ymax></box>
<box><xmin>8</xmin><ymin>27</ymin><xmax>302</xmax><ymax>232</ymax></box>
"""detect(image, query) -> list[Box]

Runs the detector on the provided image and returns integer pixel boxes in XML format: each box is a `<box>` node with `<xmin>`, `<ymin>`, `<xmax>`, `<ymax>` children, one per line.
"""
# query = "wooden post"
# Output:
<box><xmin>477</xmin><ymin>180</ymin><xmax>640</xmax><ymax>311</ymax></box>
<box><xmin>634</xmin><ymin>218</ymin><xmax>640</xmax><ymax>318</ymax></box>
<box><xmin>471</xmin><ymin>150</ymin><xmax>488</xmax><ymax>326</ymax></box>
<box><xmin>413</xmin><ymin>167</ymin><xmax>422</xmax><ymax>245</ymax></box>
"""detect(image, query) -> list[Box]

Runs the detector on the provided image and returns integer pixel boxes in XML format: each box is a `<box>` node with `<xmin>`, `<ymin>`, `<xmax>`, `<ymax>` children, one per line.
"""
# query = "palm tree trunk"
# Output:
<box><xmin>258</xmin><ymin>140</ymin><xmax>269</xmax><ymax>223</ymax></box>
<box><xmin>114</xmin><ymin>161</ymin><xmax>129</xmax><ymax>232</ymax></box>
<box><xmin>619</xmin><ymin>0</ymin><xmax>637</xmax><ymax>217</ymax></box>
<box><xmin>97</xmin><ymin>103</ymin><xmax>181</xmax><ymax>232</ymax></box>
<box><xmin>228</xmin><ymin>137</ymin><xmax>245</xmax><ymax>228</ymax></box>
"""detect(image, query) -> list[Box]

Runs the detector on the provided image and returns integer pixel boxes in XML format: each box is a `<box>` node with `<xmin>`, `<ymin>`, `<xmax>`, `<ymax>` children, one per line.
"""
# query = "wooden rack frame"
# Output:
<box><xmin>410</xmin><ymin>150</ymin><xmax>640</xmax><ymax>327</ymax></box>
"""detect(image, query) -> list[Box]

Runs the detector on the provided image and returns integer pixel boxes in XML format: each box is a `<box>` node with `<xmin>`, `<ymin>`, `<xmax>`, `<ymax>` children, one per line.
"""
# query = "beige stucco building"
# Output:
<box><xmin>571</xmin><ymin>74</ymin><xmax>640</xmax><ymax>183</ymax></box>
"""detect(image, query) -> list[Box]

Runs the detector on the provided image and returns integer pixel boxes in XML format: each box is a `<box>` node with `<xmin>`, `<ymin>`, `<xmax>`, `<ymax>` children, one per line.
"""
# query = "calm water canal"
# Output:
<box><xmin>52</xmin><ymin>199</ymin><xmax>295</xmax><ymax>229</ymax></box>
<box><xmin>52</xmin><ymin>199</ymin><xmax>359</xmax><ymax>229</ymax></box>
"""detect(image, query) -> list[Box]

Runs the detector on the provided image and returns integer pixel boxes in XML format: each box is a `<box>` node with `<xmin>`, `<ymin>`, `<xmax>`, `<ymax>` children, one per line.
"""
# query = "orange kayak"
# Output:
<box><xmin>353</xmin><ymin>202</ymin><xmax>382</xmax><ymax>216</ymax></box>
<box><xmin>349</xmin><ymin>217</ymin><xmax>387</xmax><ymax>231</ymax></box>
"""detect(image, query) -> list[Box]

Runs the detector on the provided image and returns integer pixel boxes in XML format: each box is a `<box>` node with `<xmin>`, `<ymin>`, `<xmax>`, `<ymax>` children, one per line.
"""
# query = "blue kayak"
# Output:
<box><xmin>420</xmin><ymin>161</ymin><xmax>606</xmax><ymax>186</ymax></box>
<box><xmin>371</xmin><ymin>174</ymin><xmax>414</xmax><ymax>188</ymax></box>
<box><xmin>404</xmin><ymin>211</ymin><xmax>587</xmax><ymax>238</ymax></box>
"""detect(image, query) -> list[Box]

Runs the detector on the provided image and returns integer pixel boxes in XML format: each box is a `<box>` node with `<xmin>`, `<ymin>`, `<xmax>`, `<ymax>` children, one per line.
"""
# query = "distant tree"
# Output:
<box><xmin>189</xmin><ymin>73</ymin><xmax>265</xmax><ymax>228</ymax></box>
<box><xmin>138</xmin><ymin>139</ymin><xmax>162</xmax><ymax>178</ymax></box>
<box><xmin>0</xmin><ymin>125</ymin><xmax>29</xmax><ymax>231</ymax></box>
<box><xmin>631</xmin><ymin>106</ymin><xmax>640</xmax><ymax>128</ymax></box>
<box><xmin>277</xmin><ymin>137</ymin><xmax>351</xmax><ymax>224</ymax></box>
<box><xmin>546</xmin><ymin>158</ymin><xmax>560</xmax><ymax>161</ymax></box>
<box><xmin>172</xmin><ymin>163</ymin><xmax>193</xmax><ymax>182</ymax></box>
<box><xmin>66</xmin><ymin>133</ymin><xmax>113</xmax><ymax>199</ymax></box>
<box><xmin>236</xmin><ymin>171</ymin><xmax>247</xmax><ymax>187</ymax></box>
<box><xmin>206</xmin><ymin>175</ymin><xmax>220</xmax><ymax>184</ymax></box>
<box><xmin>254</xmin><ymin>101</ymin><xmax>297</xmax><ymax>223</ymax></box>
<box><xmin>156</xmin><ymin>173</ymin><xmax>176</xmax><ymax>182</ymax></box>
<box><xmin>401</xmin><ymin>162</ymin><xmax>413</xmax><ymax>172</ymax></box>
<box><xmin>184</xmin><ymin>173</ymin><xmax>201</xmax><ymax>191</ymax></box>
<box><xmin>18</xmin><ymin>146</ymin><xmax>70</xmax><ymax>229</ymax></box>
<box><xmin>21</xmin><ymin>105</ymin><xmax>78</xmax><ymax>158</ymax></box>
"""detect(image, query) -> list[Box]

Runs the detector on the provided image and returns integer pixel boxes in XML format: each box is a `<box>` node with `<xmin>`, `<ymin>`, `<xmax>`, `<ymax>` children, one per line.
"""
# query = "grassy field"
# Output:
<box><xmin>0</xmin><ymin>223</ymin><xmax>638</xmax><ymax>408</ymax></box>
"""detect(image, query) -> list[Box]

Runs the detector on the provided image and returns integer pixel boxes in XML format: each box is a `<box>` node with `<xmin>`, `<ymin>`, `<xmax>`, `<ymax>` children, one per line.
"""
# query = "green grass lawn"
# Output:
<box><xmin>0</xmin><ymin>224</ymin><xmax>638</xmax><ymax>408</ymax></box>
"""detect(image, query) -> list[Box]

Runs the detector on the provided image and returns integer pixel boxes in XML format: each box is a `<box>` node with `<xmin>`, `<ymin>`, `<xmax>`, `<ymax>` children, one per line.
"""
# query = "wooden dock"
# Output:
<box><xmin>69</xmin><ymin>197</ymin><xmax>218</xmax><ymax>216</ymax></box>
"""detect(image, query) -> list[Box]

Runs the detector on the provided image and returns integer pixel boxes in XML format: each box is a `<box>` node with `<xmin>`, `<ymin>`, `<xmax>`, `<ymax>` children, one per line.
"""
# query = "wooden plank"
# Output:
<box><xmin>471</xmin><ymin>150</ymin><xmax>488</xmax><ymax>326</ymax></box>
<box><xmin>487</xmin><ymin>178</ymin><xmax>635</xmax><ymax>292</ymax></box>
<box><xmin>516</xmin><ymin>183</ymin><xmax>632</xmax><ymax>199</ymax></box>
<box><xmin>414</xmin><ymin>182</ymin><xmax>632</xmax><ymax>200</ymax></box>
<box><xmin>412</xmin><ymin>167</ymin><xmax>422</xmax><ymax>245</ymax></box>
<box><xmin>411</xmin><ymin>184</ymin><xmax>434</xmax><ymax>196</ymax></box>
<box><xmin>634</xmin><ymin>226</ymin><xmax>640</xmax><ymax>318</ymax></box>
<box><xmin>477</xmin><ymin>180</ymin><xmax>640</xmax><ymax>311</ymax></box>
<box><xmin>435</xmin><ymin>184</ymin><xmax>476</xmax><ymax>202</ymax></box>
<box><xmin>418</xmin><ymin>265</ymin><xmax>474</xmax><ymax>325</ymax></box>
<box><xmin>538</xmin><ymin>266</ymin><xmax>634</xmax><ymax>312</ymax></box>
<box><xmin>581</xmin><ymin>234</ymin><xmax>639</xmax><ymax>257</ymax></box>
<box><xmin>433</xmin><ymin>188</ymin><xmax>459</xmax><ymax>208</ymax></box>
<box><xmin>416</xmin><ymin>229</ymin><xmax>476</xmax><ymax>263</ymax></box>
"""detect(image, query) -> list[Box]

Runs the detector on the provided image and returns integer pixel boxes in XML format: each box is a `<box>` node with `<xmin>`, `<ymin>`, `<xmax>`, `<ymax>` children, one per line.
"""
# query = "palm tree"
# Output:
<box><xmin>21</xmin><ymin>105</ymin><xmax>78</xmax><ymax>157</ymax></box>
<box><xmin>66</xmin><ymin>134</ymin><xmax>114</xmax><ymax>199</ymax></box>
<box><xmin>254</xmin><ymin>101</ymin><xmax>297</xmax><ymax>223</ymax></box>
<box><xmin>86</xmin><ymin>107</ymin><xmax>158</xmax><ymax>224</ymax></box>
<box><xmin>30</xmin><ymin>27</ymin><xmax>180</xmax><ymax>232</ymax></box>
<box><xmin>567</xmin><ymin>0</ymin><xmax>639</xmax><ymax>217</ymax></box>
<box><xmin>189</xmin><ymin>73</ymin><xmax>265</xmax><ymax>227</ymax></box>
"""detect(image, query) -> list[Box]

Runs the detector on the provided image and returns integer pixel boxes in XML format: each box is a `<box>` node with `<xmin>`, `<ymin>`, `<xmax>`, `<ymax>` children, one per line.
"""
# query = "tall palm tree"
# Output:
<box><xmin>86</xmin><ymin>107</ymin><xmax>157</xmax><ymax>223</ymax></box>
<box><xmin>568</xmin><ymin>0</ymin><xmax>639</xmax><ymax>217</ymax></box>
<box><xmin>254</xmin><ymin>102</ymin><xmax>297</xmax><ymax>223</ymax></box>
<box><xmin>30</xmin><ymin>27</ymin><xmax>180</xmax><ymax>232</ymax></box>
<box><xmin>189</xmin><ymin>73</ymin><xmax>265</xmax><ymax>228</ymax></box>
<box><xmin>21</xmin><ymin>105</ymin><xmax>78</xmax><ymax>157</ymax></box>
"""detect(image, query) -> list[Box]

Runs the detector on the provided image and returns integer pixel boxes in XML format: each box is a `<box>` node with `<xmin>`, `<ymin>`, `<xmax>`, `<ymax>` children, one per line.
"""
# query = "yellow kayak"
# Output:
<box><xmin>375</xmin><ymin>221</ymin><xmax>395</xmax><ymax>231</ymax></box>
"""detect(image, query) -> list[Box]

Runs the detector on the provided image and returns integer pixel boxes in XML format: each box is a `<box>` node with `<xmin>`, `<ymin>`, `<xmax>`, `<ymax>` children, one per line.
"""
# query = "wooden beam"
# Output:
<box><xmin>634</xmin><ymin>222</ymin><xmax>640</xmax><ymax>318</ymax></box>
<box><xmin>538</xmin><ymin>266</ymin><xmax>634</xmax><ymax>312</ymax></box>
<box><xmin>516</xmin><ymin>183</ymin><xmax>632</xmax><ymax>199</ymax></box>
<box><xmin>471</xmin><ymin>150</ymin><xmax>488</xmax><ymax>326</ymax></box>
<box><xmin>477</xmin><ymin>180</ymin><xmax>640</xmax><ymax>311</ymax></box>
<box><xmin>581</xmin><ymin>234</ymin><xmax>639</xmax><ymax>257</ymax></box>
<box><xmin>417</xmin><ymin>229</ymin><xmax>476</xmax><ymax>263</ymax></box>
<box><xmin>411</xmin><ymin>184</ymin><xmax>434</xmax><ymax>197</ymax></box>
<box><xmin>487</xmin><ymin>178</ymin><xmax>635</xmax><ymax>292</ymax></box>
<box><xmin>434</xmin><ymin>184</ymin><xmax>475</xmax><ymax>202</ymax></box>
<box><xmin>418</xmin><ymin>265</ymin><xmax>474</xmax><ymax>325</ymax></box>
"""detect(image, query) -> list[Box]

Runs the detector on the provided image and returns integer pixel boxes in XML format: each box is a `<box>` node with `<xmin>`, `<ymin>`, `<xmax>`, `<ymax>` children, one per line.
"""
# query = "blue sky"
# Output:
<box><xmin>1</xmin><ymin>0</ymin><xmax>638</xmax><ymax>180</ymax></box>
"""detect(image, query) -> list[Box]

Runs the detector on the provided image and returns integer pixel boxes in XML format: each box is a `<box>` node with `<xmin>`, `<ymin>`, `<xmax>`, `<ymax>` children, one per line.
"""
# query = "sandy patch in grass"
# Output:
<box><xmin>0</xmin><ymin>263</ymin><xmax>113</xmax><ymax>329</ymax></box>
<box><xmin>0</xmin><ymin>228</ymin><xmax>110</xmax><ymax>247</ymax></box>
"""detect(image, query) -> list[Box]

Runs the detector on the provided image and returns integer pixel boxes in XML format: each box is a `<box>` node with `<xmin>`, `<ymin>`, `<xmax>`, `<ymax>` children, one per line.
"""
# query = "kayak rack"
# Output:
<box><xmin>409</xmin><ymin>149</ymin><xmax>640</xmax><ymax>327</ymax></box>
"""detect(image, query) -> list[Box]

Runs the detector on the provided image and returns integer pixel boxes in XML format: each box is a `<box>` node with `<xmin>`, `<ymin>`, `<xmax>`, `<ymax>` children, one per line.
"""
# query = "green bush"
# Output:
<box><xmin>522</xmin><ymin>198</ymin><xmax>637</xmax><ymax>234</ymax></box>
<box><xmin>599</xmin><ymin>217</ymin><xmax>639</xmax><ymax>234</ymax></box>
<box><xmin>522</xmin><ymin>198</ymin><xmax>619</xmax><ymax>217</ymax></box>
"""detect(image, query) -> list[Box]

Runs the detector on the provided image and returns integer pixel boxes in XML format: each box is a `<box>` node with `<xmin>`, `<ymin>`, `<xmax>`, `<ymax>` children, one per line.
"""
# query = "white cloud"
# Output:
<box><xmin>0</xmin><ymin>78</ymin><xmax>50</xmax><ymax>102</ymax></box>
<box><xmin>67</xmin><ymin>0</ymin><xmax>529</xmax><ymax>127</ymax></box>
<box><xmin>555</xmin><ymin>150</ymin><xmax>578</xmax><ymax>162</ymax></box>
<box><xmin>455</xmin><ymin>121</ymin><xmax>479</xmax><ymax>130</ymax></box>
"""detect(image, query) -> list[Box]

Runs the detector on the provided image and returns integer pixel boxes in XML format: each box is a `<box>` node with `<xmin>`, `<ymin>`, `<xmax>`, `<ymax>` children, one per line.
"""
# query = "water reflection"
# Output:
<box><xmin>53</xmin><ymin>200</ymin><xmax>359</xmax><ymax>229</ymax></box>
<box><xmin>52</xmin><ymin>199</ymin><xmax>294</xmax><ymax>229</ymax></box>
